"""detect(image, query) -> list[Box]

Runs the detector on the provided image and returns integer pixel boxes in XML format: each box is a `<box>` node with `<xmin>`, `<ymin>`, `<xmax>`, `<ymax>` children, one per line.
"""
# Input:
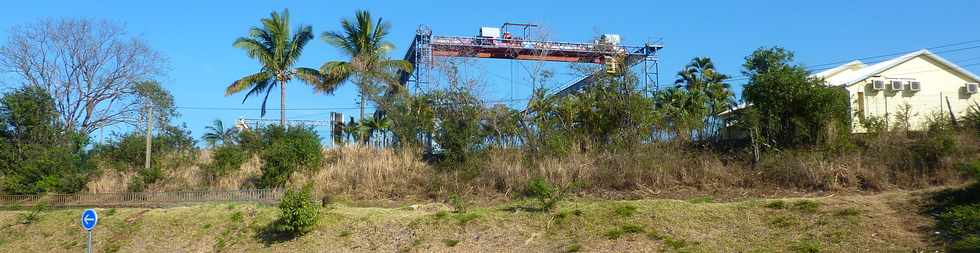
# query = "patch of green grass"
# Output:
<box><xmin>833</xmin><ymin>207</ymin><xmax>861</xmax><ymax>217</ymax></box>
<box><xmin>604</xmin><ymin>224</ymin><xmax>645</xmax><ymax>239</ymax></box>
<box><xmin>604</xmin><ymin>228</ymin><xmax>626</xmax><ymax>240</ymax></box>
<box><xmin>433</xmin><ymin>211</ymin><xmax>449</xmax><ymax>220</ymax></box>
<box><xmin>230</xmin><ymin>211</ymin><xmax>243</xmax><ymax>222</ymax></box>
<box><xmin>442</xmin><ymin>239</ymin><xmax>460</xmax><ymax>247</ymax></box>
<box><xmin>613</xmin><ymin>204</ymin><xmax>638</xmax><ymax>217</ymax></box>
<box><xmin>338</xmin><ymin>229</ymin><xmax>352</xmax><ymax>237</ymax></box>
<box><xmin>202</xmin><ymin>223</ymin><xmax>212</xmax><ymax>229</ymax></box>
<box><xmin>665</xmin><ymin>238</ymin><xmax>688</xmax><ymax>250</ymax></box>
<box><xmin>621</xmin><ymin>224</ymin><xmax>645</xmax><ymax>233</ymax></box>
<box><xmin>647</xmin><ymin>230</ymin><xmax>666</xmax><ymax>240</ymax></box>
<box><xmin>769</xmin><ymin>215</ymin><xmax>798</xmax><ymax>228</ymax></box>
<box><xmin>452</xmin><ymin>213</ymin><xmax>480</xmax><ymax>225</ymax></box>
<box><xmin>765</xmin><ymin>200</ymin><xmax>787</xmax><ymax>209</ymax></box>
<box><xmin>792</xmin><ymin>200</ymin><xmax>820</xmax><ymax>213</ymax></box>
<box><xmin>106</xmin><ymin>208</ymin><xmax>117</xmax><ymax>216</ymax></box>
<box><xmin>687</xmin><ymin>196</ymin><xmax>715</xmax><ymax>204</ymax></box>
<box><xmin>791</xmin><ymin>239</ymin><xmax>821</xmax><ymax>253</ymax></box>
<box><xmin>553</xmin><ymin>211</ymin><xmax>570</xmax><ymax>225</ymax></box>
<box><xmin>563</xmin><ymin>243</ymin><xmax>582</xmax><ymax>252</ymax></box>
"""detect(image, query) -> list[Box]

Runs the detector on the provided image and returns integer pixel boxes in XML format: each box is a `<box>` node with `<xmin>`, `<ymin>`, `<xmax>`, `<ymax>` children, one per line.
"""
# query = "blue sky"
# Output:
<box><xmin>2</xmin><ymin>0</ymin><xmax>979</xmax><ymax>144</ymax></box>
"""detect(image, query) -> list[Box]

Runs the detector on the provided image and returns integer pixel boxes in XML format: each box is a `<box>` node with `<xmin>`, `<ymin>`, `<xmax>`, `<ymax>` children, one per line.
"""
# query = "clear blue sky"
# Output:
<box><xmin>2</xmin><ymin>0</ymin><xmax>979</xmax><ymax>144</ymax></box>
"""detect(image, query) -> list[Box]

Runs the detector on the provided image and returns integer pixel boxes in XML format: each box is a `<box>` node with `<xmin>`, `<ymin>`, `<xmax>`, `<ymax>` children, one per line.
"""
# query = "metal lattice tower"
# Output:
<box><xmin>399</xmin><ymin>23</ymin><xmax>663</xmax><ymax>99</ymax></box>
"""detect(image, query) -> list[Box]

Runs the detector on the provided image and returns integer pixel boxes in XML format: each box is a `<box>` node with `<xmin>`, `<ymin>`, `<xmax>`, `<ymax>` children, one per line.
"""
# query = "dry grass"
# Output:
<box><xmin>292</xmin><ymin>145</ymin><xmax>433</xmax><ymax>199</ymax></box>
<box><xmin>82</xmin><ymin>132</ymin><xmax>977</xmax><ymax>202</ymax></box>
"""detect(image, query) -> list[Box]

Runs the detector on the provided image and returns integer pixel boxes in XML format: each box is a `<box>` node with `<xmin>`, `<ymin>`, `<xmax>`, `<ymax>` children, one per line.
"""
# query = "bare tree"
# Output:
<box><xmin>0</xmin><ymin>18</ymin><xmax>167</xmax><ymax>134</ymax></box>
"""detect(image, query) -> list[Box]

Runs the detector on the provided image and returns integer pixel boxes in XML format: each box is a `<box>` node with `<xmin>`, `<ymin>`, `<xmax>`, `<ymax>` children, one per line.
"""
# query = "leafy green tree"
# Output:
<box><xmin>428</xmin><ymin>88</ymin><xmax>487</xmax><ymax>167</ymax></box>
<box><xmin>202</xmin><ymin>119</ymin><xmax>236</xmax><ymax>147</ymax></box>
<box><xmin>320</xmin><ymin>10</ymin><xmax>412</xmax><ymax>138</ymax></box>
<box><xmin>740</xmin><ymin>47</ymin><xmax>850</xmax><ymax>149</ymax></box>
<box><xmin>0</xmin><ymin>86</ymin><xmax>90</xmax><ymax>194</ymax></box>
<box><xmin>226</xmin><ymin>9</ymin><xmax>334</xmax><ymax>126</ymax></box>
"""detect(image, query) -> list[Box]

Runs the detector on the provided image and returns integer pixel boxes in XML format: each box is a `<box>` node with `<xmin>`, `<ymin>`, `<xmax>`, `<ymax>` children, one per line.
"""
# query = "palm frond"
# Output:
<box><xmin>226</xmin><ymin>71</ymin><xmax>272</xmax><ymax>96</ymax></box>
<box><xmin>293</xmin><ymin>67</ymin><xmax>328</xmax><ymax>91</ymax></box>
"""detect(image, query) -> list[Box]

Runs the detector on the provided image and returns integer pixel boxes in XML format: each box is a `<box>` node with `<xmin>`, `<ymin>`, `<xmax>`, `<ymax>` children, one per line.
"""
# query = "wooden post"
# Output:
<box><xmin>145</xmin><ymin>102</ymin><xmax>153</xmax><ymax>171</ymax></box>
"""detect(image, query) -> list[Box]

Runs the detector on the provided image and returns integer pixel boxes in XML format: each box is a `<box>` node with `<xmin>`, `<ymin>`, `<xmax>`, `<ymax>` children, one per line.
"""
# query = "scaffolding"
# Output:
<box><xmin>399</xmin><ymin>23</ymin><xmax>663</xmax><ymax>98</ymax></box>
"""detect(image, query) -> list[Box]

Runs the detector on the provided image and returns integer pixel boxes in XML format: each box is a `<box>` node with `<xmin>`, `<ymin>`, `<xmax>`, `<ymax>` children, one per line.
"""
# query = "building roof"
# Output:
<box><xmin>813</xmin><ymin>49</ymin><xmax>980</xmax><ymax>86</ymax></box>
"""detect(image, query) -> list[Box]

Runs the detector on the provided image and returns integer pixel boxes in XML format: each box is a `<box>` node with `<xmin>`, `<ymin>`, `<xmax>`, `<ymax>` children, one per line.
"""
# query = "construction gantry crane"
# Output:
<box><xmin>399</xmin><ymin>23</ymin><xmax>663</xmax><ymax>99</ymax></box>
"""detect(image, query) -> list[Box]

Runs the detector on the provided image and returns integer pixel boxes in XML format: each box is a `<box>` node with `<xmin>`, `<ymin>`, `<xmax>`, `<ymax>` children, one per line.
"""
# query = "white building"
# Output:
<box><xmin>812</xmin><ymin>49</ymin><xmax>980</xmax><ymax>132</ymax></box>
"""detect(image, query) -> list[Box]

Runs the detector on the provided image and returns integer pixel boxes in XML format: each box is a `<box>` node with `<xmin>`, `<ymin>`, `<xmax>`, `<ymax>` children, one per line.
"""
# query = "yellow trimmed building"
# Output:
<box><xmin>813</xmin><ymin>49</ymin><xmax>980</xmax><ymax>132</ymax></box>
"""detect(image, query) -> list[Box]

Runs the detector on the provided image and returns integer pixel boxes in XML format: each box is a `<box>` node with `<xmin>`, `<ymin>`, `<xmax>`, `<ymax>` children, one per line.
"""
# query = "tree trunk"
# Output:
<box><xmin>358</xmin><ymin>91</ymin><xmax>367</xmax><ymax>145</ymax></box>
<box><xmin>280</xmin><ymin>79</ymin><xmax>287</xmax><ymax>127</ymax></box>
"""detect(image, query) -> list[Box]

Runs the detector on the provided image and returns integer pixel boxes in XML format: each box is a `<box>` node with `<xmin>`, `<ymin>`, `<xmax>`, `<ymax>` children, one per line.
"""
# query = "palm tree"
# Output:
<box><xmin>320</xmin><ymin>10</ymin><xmax>412</xmax><ymax>139</ymax></box>
<box><xmin>202</xmin><ymin>119</ymin><xmax>236</xmax><ymax>147</ymax></box>
<box><xmin>226</xmin><ymin>9</ymin><xmax>336</xmax><ymax>126</ymax></box>
<box><xmin>673</xmin><ymin>57</ymin><xmax>732</xmax><ymax>139</ymax></box>
<box><xmin>343</xmin><ymin>116</ymin><xmax>359</xmax><ymax>143</ymax></box>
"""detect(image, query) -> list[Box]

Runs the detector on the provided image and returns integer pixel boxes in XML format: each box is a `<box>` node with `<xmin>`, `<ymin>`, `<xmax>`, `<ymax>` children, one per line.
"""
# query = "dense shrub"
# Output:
<box><xmin>204</xmin><ymin>145</ymin><xmax>249</xmax><ymax>182</ymax></box>
<box><xmin>428</xmin><ymin>89</ymin><xmax>487</xmax><ymax>168</ymax></box>
<box><xmin>524</xmin><ymin>178</ymin><xmax>568</xmax><ymax>211</ymax></box>
<box><xmin>258</xmin><ymin>126</ymin><xmax>323</xmax><ymax>188</ymax></box>
<box><xmin>90</xmin><ymin>124</ymin><xmax>197</xmax><ymax>192</ymax></box>
<box><xmin>740</xmin><ymin>47</ymin><xmax>851</xmax><ymax>149</ymax></box>
<box><xmin>938</xmin><ymin>203</ymin><xmax>980</xmax><ymax>240</ymax></box>
<box><xmin>275</xmin><ymin>184</ymin><xmax>320</xmax><ymax>235</ymax></box>
<box><xmin>0</xmin><ymin>86</ymin><xmax>91</xmax><ymax>194</ymax></box>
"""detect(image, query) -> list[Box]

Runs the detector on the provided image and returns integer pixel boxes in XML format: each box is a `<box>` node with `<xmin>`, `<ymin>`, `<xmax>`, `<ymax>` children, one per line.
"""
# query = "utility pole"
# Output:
<box><xmin>145</xmin><ymin>101</ymin><xmax>153</xmax><ymax>171</ymax></box>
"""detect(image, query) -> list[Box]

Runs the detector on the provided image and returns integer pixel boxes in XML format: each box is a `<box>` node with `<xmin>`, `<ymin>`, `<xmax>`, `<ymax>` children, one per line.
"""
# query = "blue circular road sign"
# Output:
<box><xmin>81</xmin><ymin>209</ymin><xmax>98</xmax><ymax>231</ymax></box>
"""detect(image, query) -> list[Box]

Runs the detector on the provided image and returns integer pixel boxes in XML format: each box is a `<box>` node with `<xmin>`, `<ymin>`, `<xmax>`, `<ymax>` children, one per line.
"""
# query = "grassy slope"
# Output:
<box><xmin>0</xmin><ymin>190</ymin><xmax>936</xmax><ymax>253</ymax></box>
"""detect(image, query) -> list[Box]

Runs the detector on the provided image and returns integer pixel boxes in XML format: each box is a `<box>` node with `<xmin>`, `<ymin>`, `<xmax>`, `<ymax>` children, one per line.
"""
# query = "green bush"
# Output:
<box><xmin>128</xmin><ymin>166</ymin><xmax>164</xmax><ymax>192</ymax></box>
<box><xmin>525</xmin><ymin>178</ymin><xmax>564</xmax><ymax>211</ymax></box>
<box><xmin>17</xmin><ymin>202</ymin><xmax>47</xmax><ymax>225</ymax></box>
<box><xmin>938</xmin><ymin>203</ymin><xmax>980</xmax><ymax>240</ymax></box>
<box><xmin>258</xmin><ymin>126</ymin><xmax>323</xmax><ymax>188</ymax></box>
<box><xmin>0</xmin><ymin>86</ymin><xmax>91</xmax><ymax>194</ymax></box>
<box><xmin>204</xmin><ymin>145</ymin><xmax>249</xmax><ymax>181</ymax></box>
<box><xmin>275</xmin><ymin>185</ymin><xmax>320</xmax><ymax>235</ymax></box>
<box><xmin>951</xmin><ymin>235</ymin><xmax>980</xmax><ymax>253</ymax></box>
<box><xmin>740</xmin><ymin>47</ymin><xmax>851</xmax><ymax>149</ymax></box>
<box><xmin>448</xmin><ymin>193</ymin><xmax>467</xmax><ymax>213</ymax></box>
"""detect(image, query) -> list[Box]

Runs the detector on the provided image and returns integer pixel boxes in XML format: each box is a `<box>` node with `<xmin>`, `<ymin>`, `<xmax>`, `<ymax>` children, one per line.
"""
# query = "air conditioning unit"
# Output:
<box><xmin>870</xmin><ymin>80</ymin><xmax>885</xmax><ymax>91</ymax></box>
<box><xmin>908</xmin><ymin>81</ymin><xmax>921</xmax><ymax>91</ymax></box>
<box><xmin>889</xmin><ymin>80</ymin><xmax>904</xmax><ymax>91</ymax></box>
<box><xmin>967</xmin><ymin>83</ymin><xmax>979</xmax><ymax>94</ymax></box>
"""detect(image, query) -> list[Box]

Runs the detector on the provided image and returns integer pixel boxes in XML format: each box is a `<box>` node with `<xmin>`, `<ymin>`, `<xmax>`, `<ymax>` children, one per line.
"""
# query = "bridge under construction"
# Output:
<box><xmin>399</xmin><ymin>22</ymin><xmax>664</xmax><ymax>98</ymax></box>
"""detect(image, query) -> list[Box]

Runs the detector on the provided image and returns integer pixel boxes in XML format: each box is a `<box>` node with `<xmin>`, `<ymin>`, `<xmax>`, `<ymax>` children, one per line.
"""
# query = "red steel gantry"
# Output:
<box><xmin>399</xmin><ymin>23</ymin><xmax>663</xmax><ymax>98</ymax></box>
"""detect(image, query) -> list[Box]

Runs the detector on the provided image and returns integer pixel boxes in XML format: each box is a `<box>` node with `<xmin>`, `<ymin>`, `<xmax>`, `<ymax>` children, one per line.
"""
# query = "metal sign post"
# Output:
<box><xmin>81</xmin><ymin>209</ymin><xmax>98</xmax><ymax>253</ymax></box>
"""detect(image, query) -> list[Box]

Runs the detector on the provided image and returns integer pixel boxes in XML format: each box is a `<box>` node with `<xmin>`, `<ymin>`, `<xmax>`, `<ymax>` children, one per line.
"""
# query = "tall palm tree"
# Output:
<box><xmin>226</xmin><ymin>9</ymin><xmax>335</xmax><ymax>126</ymax></box>
<box><xmin>320</xmin><ymin>10</ymin><xmax>412</xmax><ymax>134</ymax></box>
<box><xmin>673</xmin><ymin>57</ymin><xmax>732</xmax><ymax>139</ymax></box>
<box><xmin>202</xmin><ymin>119</ymin><xmax>236</xmax><ymax>147</ymax></box>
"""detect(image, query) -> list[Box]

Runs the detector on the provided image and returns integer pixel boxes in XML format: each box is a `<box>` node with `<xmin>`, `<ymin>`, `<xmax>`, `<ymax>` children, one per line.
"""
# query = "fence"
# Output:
<box><xmin>0</xmin><ymin>189</ymin><xmax>285</xmax><ymax>208</ymax></box>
